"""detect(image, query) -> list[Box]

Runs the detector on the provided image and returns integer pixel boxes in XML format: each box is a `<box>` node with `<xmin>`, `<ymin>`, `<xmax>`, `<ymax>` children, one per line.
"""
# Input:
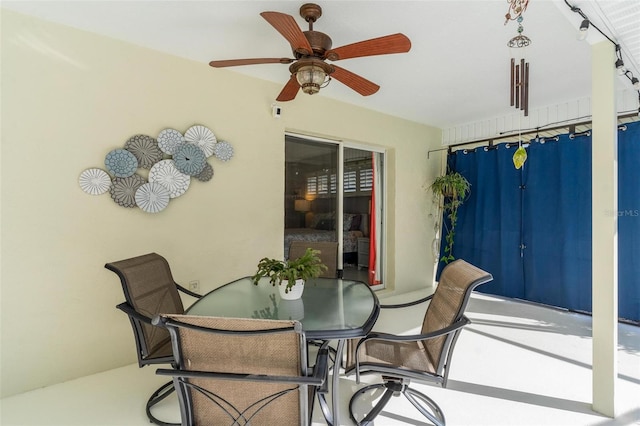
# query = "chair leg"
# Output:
<box><xmin>317</xmin><ymin>390</ymin><xmax>334</xmax><ymax>425</ymax></box>
<box><xmin>145</xmin><ymin>380</ymin><xmax>179</xmax><ymax>426</ymax></box>
<box><xmin>404</xmin><ymin>387</ymin><xmax>446</xmax><ymax>426</ymax></box>
<box><xmin>349</xmin><ymin>381</ymin><xmax>446</xmax><ymax>426</ymax></box>
<box><xmin>348</xmin><ymin>383</ymin><xmax>394</xmax><ymax>426</ymax></box>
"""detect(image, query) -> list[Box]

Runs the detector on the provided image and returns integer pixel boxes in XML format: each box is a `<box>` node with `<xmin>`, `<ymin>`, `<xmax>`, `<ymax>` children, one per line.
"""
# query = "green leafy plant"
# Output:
<box><xmin>251</xmin><ymin>248</ymin><xmax>327</xmax><ymax>294</ymax></box>
<box><xmin>430</xmin><ymin>170</ymin><xmax>471</xmax><ymax>264</ymax></box>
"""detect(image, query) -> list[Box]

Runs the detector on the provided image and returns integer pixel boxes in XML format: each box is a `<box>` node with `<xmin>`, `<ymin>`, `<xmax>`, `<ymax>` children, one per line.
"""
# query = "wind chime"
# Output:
<box><xmin>505</xmin><ymin>0</ymin><xmax>531</xmax><ymax>169</ymax></box>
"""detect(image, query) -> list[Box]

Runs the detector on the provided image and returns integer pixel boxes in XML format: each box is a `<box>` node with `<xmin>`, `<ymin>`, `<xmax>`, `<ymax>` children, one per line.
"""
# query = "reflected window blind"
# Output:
<box><xmin>344</xmin><ymin>170</ymin><xmax>357</xmax><ymax>192</ymax></box>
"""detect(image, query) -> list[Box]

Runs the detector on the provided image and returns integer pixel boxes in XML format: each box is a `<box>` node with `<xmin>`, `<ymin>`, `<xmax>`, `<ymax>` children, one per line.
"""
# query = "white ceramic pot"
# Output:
<box><xmin>279</xmin><ymin>278</ymin><xmax>304</xmax><ymax>300</ymax></box>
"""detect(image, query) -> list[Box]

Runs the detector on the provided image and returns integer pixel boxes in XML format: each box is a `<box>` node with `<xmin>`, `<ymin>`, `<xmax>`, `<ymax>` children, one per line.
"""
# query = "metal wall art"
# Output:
<box><xmin>125</xmin><ymin>134</ymin><xmax>163</xmax><ymax>169</ymax></box>
<box><xmin>79</xmin><ymin>124</ymin><xmax>234</xmax><ymax>213</ymax></box>
<box><xmin>78</xmin><ymin>168</ymin><xmax>111</xmax><ymax>195</ymax></box>
<box><xmin>148</xmin><ymin>159</ymin><xmax>191</xmax><ymax>198</ymax></box>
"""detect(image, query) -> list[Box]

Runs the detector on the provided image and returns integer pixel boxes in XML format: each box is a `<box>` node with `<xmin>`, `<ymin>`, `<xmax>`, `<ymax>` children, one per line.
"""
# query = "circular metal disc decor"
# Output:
<box><xmin>184</xmin><ymin>125</ymin><xmax>216</xmax><ymax>157</ymax></box>
<box><xmin>149</xmin><ymin>159</ymin><xmax>190</xmax><ymax>198</ymax></box>
<box><xmin>195</xmin><ymin>162</ymin><xmax>214</xmax><ymax>182</ymax></box>
<box><xmin>213</xmin><ymin>140</ymin><xmax>234</xmax><ymax>162</ymax></box>
<box><xmin>173</xmin><ymin>143</ymin><xmax>207</xmax><ymax>176</ymax></box>
<box><xmin>125</xmin><ymin>134</ymin><xmax>163</xmax><ymax>169</ymax></box>
<box><xmin>135</xmin><ymin>182</ymin><xmax>170</xmax><ymax>213</ymax></box>
<box><xmin>82</xmin><ymin>123</ymin><xmax>231</xmax><ymax>213</ymax></box>
<box><xmin>157</xmin><ymin>128</ymin><xmax>184</xmax><ymax>155</ymax></box>
<box><xmin>79</xmin><ymin>168</ymin><xmax>111</xmax><ymax>195</ymax></box>
<box><xmin>110</xmin><ymin>174</ymin><xmax>146</xmax><ymax>208</ymax></box>
<box><xmin>105</xmin><ymin>149</ymin><xmax>138</xmax><ymax>178</ymax></box>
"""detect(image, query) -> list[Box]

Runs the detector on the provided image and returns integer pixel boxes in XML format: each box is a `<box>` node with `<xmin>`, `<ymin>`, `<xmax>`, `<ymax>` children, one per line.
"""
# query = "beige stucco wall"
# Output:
<box><xmin>0</xmin><ymin>9</ymin><xmax>442</xmax><ymax>398</ymax></box>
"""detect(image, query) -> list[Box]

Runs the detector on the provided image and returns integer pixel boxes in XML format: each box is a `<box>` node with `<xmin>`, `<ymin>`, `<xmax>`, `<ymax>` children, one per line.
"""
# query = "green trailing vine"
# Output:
<box><xmin>430</xmin><ymin>170</ymin><xmax>471</xmax><ymax>264</ymax></box>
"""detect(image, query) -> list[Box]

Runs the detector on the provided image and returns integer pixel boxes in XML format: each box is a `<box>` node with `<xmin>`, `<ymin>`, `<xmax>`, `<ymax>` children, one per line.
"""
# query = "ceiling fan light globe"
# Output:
<box><xmin>301</xmin><ymin>84</ymin><xmax>320</xmax><ymax>95</ymax></box>
<box><xmin>295</xmin><ymin>65</ymin><xmax>329</xmax><ymax>95</ymax></box>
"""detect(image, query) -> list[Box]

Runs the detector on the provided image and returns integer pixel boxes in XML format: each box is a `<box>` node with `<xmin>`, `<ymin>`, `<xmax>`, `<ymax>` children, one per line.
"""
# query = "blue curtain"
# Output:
<box><xmin>619</xmin><ymin>122</ymin><xmax>640</xmax><ymax>321</ymax></box>
<box><xmin>445</xmin><ymin>120</ymin><xmax>639</xmax><ymax>322</ymax></box>
<box><xmin>522</xmin><ymin>134</ymin><xmax>592</xmax><ymax>312</ymax></box>
<box><xmin>449</xmin><ymin>146</ymin><xmax>523</xmax><ymax>298</ymax></box>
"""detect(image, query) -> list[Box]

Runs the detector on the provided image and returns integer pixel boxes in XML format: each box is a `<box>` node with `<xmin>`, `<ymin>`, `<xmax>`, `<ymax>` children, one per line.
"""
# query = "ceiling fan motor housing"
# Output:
<box><xmin>298</xmin><ymin>31</ymin><xmax>332</xmax><ymax>58</ymax></box>
<box><xmin>296</xmin><ymin>3</ymin><xmax>333</xmax><ymax>58</ymax></box>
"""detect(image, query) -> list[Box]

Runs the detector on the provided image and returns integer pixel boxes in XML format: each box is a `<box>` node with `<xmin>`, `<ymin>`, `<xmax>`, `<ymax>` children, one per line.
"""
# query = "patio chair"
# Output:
<box><xmin>105</xmin><ymin>252</ymin><xmax>202</xmax><ymax>426</ymax></box>
<box><xmin>289</xmin><ymin>241</ymin><xmax>339</xmax><ymax>278</ymax></box>
<box><xmin>289</xmin><ymin>240</ymin><xmax>341</xmax><ymax>360</ymax></box>
<box><xmin>345</xmin><ymin>259</ymin><xmax>493</xmax><ymax>426</ymax></box>
<box><xmin>153</xmin><ymin>315</ymin><xmax>330</xmax><ymax>426</ymax></box>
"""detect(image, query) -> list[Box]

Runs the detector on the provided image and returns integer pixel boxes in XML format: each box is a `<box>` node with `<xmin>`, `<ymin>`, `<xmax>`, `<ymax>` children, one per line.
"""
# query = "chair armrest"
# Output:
<box><xmin>156</xmin><ymin>368</ymin><xmax>325</xmax><ymax>387</ymax></box>
<box><xmin>176</xmin><ymin>283</ymin><xmax>202</xmax><ymax>299</ymax></box>
<box><xmin>156</xmin><ymin>340</ymin><xmax>331</xmax><ymax>389</ymax></box>
<box><xmin>358</xmin><ymin>317</ymin><xmax>470</xmax><ymax>346</ymax></box>
<box><xmin>380</xmin><ymin>293</ymin><xmax>433</xmax><ymax>309</ymax></box>
<box><xmin>116</xmin><ymin>302</ymin><xmax>153</xmax><ymax>324</ymax></box>
<box><xmin>353</xmin><ymin>316</ymin><xmax>471</xmax><ymax>383</ymax></box>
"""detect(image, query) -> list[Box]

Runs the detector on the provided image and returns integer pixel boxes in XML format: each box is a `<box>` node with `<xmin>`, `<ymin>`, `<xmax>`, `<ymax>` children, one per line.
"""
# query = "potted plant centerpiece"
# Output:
<box><xmin>430</xmin><ymin>170</ymin><xmax>471</xmax><ymax>264</ymax></box>
<box><xmin>252</xmin><ymin>248</ymin><xmax>327</xmax><ymax>300</ymax></box>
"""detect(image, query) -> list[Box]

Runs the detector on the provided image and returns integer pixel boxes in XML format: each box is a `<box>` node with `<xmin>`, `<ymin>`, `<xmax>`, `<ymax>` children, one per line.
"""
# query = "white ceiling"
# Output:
<box><xmin>3</xmin><ymin>0</ymin><xmax>639</xmax><ymax>130</ymax></box>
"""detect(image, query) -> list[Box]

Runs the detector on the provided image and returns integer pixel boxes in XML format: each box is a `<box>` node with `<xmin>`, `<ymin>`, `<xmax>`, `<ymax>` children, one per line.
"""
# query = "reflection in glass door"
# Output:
<box><xmin>284</xmin><ymin>135</ymin><xmax>384</xmax><ymax>287</ymax></box>
<box><xmin>284</xmin><ymin>136</ymin><xmax>338</xmax><ymax>259</ymax></box>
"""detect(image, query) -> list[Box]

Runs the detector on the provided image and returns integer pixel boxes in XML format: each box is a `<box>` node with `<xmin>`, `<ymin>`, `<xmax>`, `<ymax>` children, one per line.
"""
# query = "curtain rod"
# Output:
<box><xmin>428</xmin><ymin>112</ymin><xmax>639</xmax><ymax>157</ymax></box>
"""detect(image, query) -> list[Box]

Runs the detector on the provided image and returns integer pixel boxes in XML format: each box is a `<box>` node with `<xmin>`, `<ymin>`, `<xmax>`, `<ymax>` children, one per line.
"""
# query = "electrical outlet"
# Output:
<box><xmin>189</xmin><ymin>280</ymin><xmax>199</xmax><ymax>292</ymax></box>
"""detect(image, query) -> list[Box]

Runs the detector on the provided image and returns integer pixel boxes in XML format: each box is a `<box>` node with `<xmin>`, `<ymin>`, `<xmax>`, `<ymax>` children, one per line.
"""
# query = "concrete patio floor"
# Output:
<box><xmin>2</xmin><ymin>291</ymin><xmax>638</xmax><ymax>425</ymax></box>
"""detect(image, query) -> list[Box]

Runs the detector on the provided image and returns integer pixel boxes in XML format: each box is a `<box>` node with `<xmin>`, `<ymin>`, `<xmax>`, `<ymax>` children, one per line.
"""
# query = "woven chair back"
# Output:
<box><xmin>421</xmin><ymin>259</ymin><xmax>491</xmax><ymax>371</ymax></box>
<box><xmin>163</xmin><ymin>315</ymin><xmax>304</xmax><ymax>425</ymax></box>
<box><xmin>289</xmin><ymin>241</ymin><xmax>338</xmax><ymax>278</ymax></box>
<box><xmin>106</xmin><ymin>253</ymin><xmax>185</xmax><ymax>358</ymax></box>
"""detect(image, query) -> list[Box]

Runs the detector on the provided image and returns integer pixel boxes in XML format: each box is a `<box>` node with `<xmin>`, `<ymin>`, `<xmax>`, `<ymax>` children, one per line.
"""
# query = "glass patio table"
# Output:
<box><xmin>186</xmin><ymin>276</ymin><xmax>380</xmax><ymax>426</ymax></box>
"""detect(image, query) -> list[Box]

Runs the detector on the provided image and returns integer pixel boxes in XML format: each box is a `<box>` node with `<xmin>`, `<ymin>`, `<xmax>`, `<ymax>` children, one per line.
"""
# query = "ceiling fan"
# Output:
<box><xmin>208</xmin><ymin>3</ymin><xmax>411</xmax><ymax>101</ymax></box>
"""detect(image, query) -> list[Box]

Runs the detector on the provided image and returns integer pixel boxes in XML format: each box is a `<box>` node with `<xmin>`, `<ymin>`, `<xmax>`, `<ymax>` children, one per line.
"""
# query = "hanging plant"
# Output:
<box><xmin>430</xmin><ymin>170</ymin><xmax>471</xmax><ymax>264</ymax></box>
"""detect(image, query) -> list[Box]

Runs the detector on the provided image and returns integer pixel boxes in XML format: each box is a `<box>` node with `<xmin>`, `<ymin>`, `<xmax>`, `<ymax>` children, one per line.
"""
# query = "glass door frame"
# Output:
<box><xmin>285</xmin><ymin>132</ymin><xmax>387</xmax><ymax>290</ymax></box>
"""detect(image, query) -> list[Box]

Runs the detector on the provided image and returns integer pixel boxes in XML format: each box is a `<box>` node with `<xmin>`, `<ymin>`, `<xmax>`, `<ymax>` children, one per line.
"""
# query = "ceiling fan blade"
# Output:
<box><xmin>330</xmin><ymin>65</ymin><xmax>380</xmax><ymax>96</ymax></box>
<box><xmin>276</xmin><ymin>76</ymin><xmax>300</xmax><ymax>102</ymax></box>
<box><xmin>325</xmin><ymin>33</ymin><xmax>411</xmax><ymax>61</ymax></box>
<box><xmin>209</xmin><ymin>58</ymin><xmax>294</xmax><ymax>68</ymax></box>
<box><xmin>260</xmin><ymin>11</ymin><xmax>313</xmax><ymax>56</ymax></box>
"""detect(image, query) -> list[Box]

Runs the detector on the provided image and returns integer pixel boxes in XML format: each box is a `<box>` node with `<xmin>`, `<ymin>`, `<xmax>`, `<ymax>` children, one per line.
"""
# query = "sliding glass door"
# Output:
<box><xmin>284</xmin><ymin>134</ymin><xmax>384</xmax><ymax>287</ymax></box>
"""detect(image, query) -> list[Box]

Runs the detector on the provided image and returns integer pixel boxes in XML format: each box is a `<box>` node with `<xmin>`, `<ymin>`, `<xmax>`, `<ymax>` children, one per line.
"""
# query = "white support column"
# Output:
<box><xmin>591</xmin><ymin>40</ymin><xmax>618</xmax><ymax>417</ymax></box>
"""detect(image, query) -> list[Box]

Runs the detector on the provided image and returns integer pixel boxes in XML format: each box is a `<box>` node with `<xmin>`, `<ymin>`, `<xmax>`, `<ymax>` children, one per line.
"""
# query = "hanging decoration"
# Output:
<box><xmin>79</xmin><ymin>124</ymin><xmax>234</xmax><ymax>213</ymax></box>
<box><xmin>505</xmin><ymin>0</ymin><xmax>531</xmax><ymax>117</ymax></box>
<box><xmin>513</xmin><ymin>113</ymin><xmax>527</xmax><ymax>170</ymax></box>
<box><xmin>503</xmin><ymin>0</ymin><xmax>529</xmax><ymax>25</ymax></box>
<box><xmin>505</xmin><ymin>0</ymin><xmax>531</xmax><ymax>169</ymax></box>
<box><xmin>513</xmin><ymin>144</ymin><xmax>528</xmax><ymax>169</ymax></box>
